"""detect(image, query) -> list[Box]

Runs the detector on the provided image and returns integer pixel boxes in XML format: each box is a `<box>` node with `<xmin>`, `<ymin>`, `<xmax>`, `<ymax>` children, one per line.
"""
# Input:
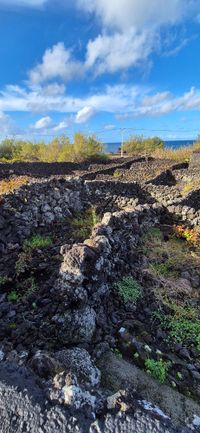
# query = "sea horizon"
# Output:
<box><xmin>105</xmin><ymin>139</ymin><xmax>195</xmax><ymax>153</ymax></box>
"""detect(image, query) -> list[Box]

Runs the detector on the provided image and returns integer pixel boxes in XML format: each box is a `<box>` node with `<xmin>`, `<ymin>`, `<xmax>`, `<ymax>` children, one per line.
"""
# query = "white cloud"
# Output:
<box><xmin>162</xmin><ymin>37</ymin><xmax>192</xmax><ymax>57</ymax></box>
<box><xmin>76</xmin><ymin>0</ymin><xmax>200</xmax><ymax>75</ymax></box>
<box><xmin>77</xmin><ymin>0</ymin><xmax>198</xmax><ymax>31</ymax></box>
<box><xmin>29</xmin><ymin>43</ymin><xmax>82</xmax><ymax>84</ymax></box>
<box><xmin>41</xmin><ymin>83</ymin><xmax>66</xmax><ymax>96</ymax></box>
<box><xmin>85</xmin><ymin>29</ymin><xmax>155</xmax><ymax>75</ymax></box>
<box><xmin>104</xmin><ymin>124</ymin><xmax>115</xmax><ymax>130</ymax></box>
<box><xmin>53</xmin><ymin>117</ymin><xmax>73</xmax><ymax>131</ymax></box>
<box><xmin>141</xmin><ymin>92</ymin><xmax>172</xmax><ymax>107</ymax></box>
<box><xmin>33</xmin><ymin>116</ymin><xmax>52</xmax><ymax>129</ymax></box>
<box><xmin>117</xmin><ymin>87</ymin><xmax>200</xmax><ymax>119</ymax></box>
<box><xmin>75</xmin><ymin>106</ymin><xmax>95</xmax><ymax>123</ymax></box>
<box><xmin>2</xmin><ymin>83</ymin><xmax>200</xmax><ymax>121</ymax></box>
<box><xmin>0</xmin><ymin>111</ymin><xmax>19</xmax><ymax>136</ymax></box>
<box><xmin>25</xmin><ymin>0</ymin><xmax>199</xmax><ymax>82</ymax></box>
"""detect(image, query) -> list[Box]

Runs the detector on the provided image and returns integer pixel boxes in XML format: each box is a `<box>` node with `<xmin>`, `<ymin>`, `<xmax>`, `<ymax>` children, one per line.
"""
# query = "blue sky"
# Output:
<box><xmin>0</xmin><ymin>0</ymin><xmax>200</xmax><ymax>143</ymax></box>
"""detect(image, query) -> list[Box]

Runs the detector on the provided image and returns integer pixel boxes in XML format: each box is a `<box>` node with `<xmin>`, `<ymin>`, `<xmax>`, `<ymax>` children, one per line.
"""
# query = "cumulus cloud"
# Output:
<box><xmin>76</xmin><ymin>0</ymin><xmax>200</xmax><ymax>75</ymax></box>
<box><xmin>25</xmin><ymin>0</ymin><xmax>199</xmax><ymax>82</ymax></box>
<box><xmin>77</xmin><ymin>0</ymin><xmax>198</xmax><ymax>31</ymax></box>
<box><xmin>33</xmin><ymin>116</ymin><xmax>53</xmax><ymax>129</ymax></box>
<box><xmin>85</xmin><ymin>29</ymin><xmax>155</xmax><ymax>75</ymax></box>
<box><xmin>53</xmin><ymin>117</ymin><xmax>73</xmax><ymax>131</ymax></box>
<box><xmin>75</xmin><ymin>106</ymin><xmax>95</xmax><ymax>124</ymax></box>
<box><xmin>29</xmin><ymin>43</ymin><xmax>82</xmax><ymax>85</ymax></box>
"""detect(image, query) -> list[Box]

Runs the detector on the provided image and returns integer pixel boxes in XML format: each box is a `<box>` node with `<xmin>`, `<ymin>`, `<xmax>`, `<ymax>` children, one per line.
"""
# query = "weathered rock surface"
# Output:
<box><xmin>53</xmin><ymin>307</ymin><xmax>96</xmax><ymax>344</ymax></box>
<box><xmin>55</xmin><ymin>348</ymin><xmax>101</xmax><ymax>387</ymax></box>
<box><xmin>0</xmin><ymin>361</ymin><xmax>199</xmax><ymax>433</ymax></box>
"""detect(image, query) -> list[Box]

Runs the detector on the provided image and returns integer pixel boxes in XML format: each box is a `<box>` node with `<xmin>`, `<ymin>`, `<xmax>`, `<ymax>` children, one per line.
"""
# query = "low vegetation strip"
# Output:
<box><xmin>0</xmin><ymin>133</ymin><xmax>200</xmax><ymax>166</ymax></box>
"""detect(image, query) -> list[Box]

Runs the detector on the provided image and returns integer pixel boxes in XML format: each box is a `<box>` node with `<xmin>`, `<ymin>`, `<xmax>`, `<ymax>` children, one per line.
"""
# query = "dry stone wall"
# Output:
<box><xmin>0</xmin><ymin>178</ymin><xmax>83</xmax><ymax>252</ymax></box>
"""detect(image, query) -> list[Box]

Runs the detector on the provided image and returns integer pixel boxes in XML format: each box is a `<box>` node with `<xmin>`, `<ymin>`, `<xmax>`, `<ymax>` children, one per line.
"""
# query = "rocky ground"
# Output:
<box><xmin>0</xmin><ymin>156</ymin><xmax>200</xmax><ymax>432</ymax></box>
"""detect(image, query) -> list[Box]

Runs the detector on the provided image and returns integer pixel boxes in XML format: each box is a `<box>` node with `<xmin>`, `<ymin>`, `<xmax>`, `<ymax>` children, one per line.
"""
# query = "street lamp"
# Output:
<box><xmin>120</xmin><ymin>128</ymin><xmax>125</xmax><ymax>157</ymax></box>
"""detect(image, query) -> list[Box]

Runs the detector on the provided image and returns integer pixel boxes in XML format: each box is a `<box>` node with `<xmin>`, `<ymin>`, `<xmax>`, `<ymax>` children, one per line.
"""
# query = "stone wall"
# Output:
<box><xmin>0</xmin><ymin>178</ymin><xmax>82</xmax><ymax>252</ymax></box>
<box><xmin>55</xmin><ymin>204</ymin><xmax>164</xmax><ymax>350</ymax></box>
<box><xmin>145</xmin><ymin>183</ymin><xmax>200</xmax><ymax>225</ymax></box>
<box><xmin>0</xmin><ymin>156</ymin><xmax>148</xmax><ymax>180</ymax></box>
<box><xmin>0</xmin><ymin>176</ymin><xmax>156</xmax><ymax>254</ymax></box>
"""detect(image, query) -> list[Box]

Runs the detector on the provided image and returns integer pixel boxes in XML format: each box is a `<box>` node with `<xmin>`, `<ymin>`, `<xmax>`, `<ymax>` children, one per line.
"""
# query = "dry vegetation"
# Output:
<box><xmin>153</xmin><ymin>140</ymin><xmax>200</xmax><ymax>161</ymax></box>
<box><xmin>0</xmin><ymin>176</ymin><xmax>29</xmax><ymax>195</ymax></box>
<box><xmin>140</xmin><ymin>226</ymin><xmax>200</xmax><ymax>303</ymax></box>
<box><xmin>182</xmin><ymin>179</ymin><xmax>200</xmax><ymax>195</ymax></box>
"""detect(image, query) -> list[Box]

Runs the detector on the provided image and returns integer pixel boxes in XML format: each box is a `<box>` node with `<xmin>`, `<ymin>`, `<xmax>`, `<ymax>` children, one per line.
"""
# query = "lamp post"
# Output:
<box><xmin>120</xmin><ymin>128</ymin><xmax>125</xmax><ymax>157</ymax></box>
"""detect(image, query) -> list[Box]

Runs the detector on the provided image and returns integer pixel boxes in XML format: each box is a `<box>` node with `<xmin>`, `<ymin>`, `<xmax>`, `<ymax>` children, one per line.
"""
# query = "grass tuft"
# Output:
<box><xmin>24</xmin><ymin>234</ymin><xmax>53</xmax><ymax>251</ymax></box>
<box><xmin>145</xmin><ymin>358</ymin><xmax>171</xmax><ymax>383</ymax></box>
<box><xmin>114</xmin><ymin>276</ymin><xmax>142</xmax><ymax>303</ymax></box>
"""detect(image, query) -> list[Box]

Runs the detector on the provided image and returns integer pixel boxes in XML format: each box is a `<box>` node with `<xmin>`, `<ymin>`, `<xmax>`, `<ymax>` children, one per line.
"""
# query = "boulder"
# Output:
<box><xmin>60</xmin><ymin>244</ymin><xmax>98</xmax><ymax>285</ymax></box>
<box><xmin>29</xmin><ymin>351</ymin><xmax>63</xmax><ymax>379</ymax></box>
<box><xmin>55</xmin><ymin>348</ymin><xmax>100</xmax><ymax>387</ymax></box>
<box><xmin>54</xmin><ymin>306</ymin><xmax>96</xmax><ymax>344</ymax></box>
<box><xmin>47</xmin><ymin>371</ymin><xmax>96</xmax><ymax>410</ymax></box>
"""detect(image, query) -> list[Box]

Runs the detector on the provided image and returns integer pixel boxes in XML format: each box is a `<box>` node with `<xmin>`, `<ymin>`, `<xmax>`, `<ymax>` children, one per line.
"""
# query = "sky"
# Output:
<box><xmin>0</xmin><ymin>0</ymin><xmax>200</xmax><ymax>143</ymax></box>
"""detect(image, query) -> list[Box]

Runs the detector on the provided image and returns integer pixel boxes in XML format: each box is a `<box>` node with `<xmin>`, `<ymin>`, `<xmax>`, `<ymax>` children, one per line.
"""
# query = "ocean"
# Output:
<box><xmin>105</xmin><ymin>140</ymin><xmax>195</xmax><ymax>154</ymax></box>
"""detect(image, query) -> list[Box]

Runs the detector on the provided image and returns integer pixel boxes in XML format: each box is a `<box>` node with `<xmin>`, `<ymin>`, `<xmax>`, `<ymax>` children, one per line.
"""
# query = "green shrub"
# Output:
<box><xmin>145</xmin><ymin>358</ymin><xmax>171</xmax><ymax>383</ymax></box>
<box><xmin>24</xmin><ymin>234</ymin><xmax>53</xmax><ymax>251</ymax></box>
<box><xmin>114</xmin><ymin>277</ymin><xmax>142</xmax><ymax>303</ymax></box>
<box><xmin>154</xmin><ymin>305</ymin><xmax>200</xmax><ymax>349</ymax></box>
<box><xmin>197</xmin><ymin>335</ymin><xmax>200</xmax><ymax>351</ymax></box>
<box><xmin>0</xmin><ymin>139</ymin><xmax>15</xmax><ymax>160</ymax></box>
<box><xmin>149</xmin><ymin>262</ymin><xmax>178</xmax><ymax>278</ymax></box>
<box><xmin>7</xmin><ymin>291</ymin><xmax>19</xmax><ymax>302</ymax></box>
<box><xmin>123</xmin><ymin>135</ymin><xmax>164</xmax><ymax>155</ymax></box>
<box><xmin>0</xmin><ymin>133</ymin><xmax>105</xmax><ymax>163</ymax></box>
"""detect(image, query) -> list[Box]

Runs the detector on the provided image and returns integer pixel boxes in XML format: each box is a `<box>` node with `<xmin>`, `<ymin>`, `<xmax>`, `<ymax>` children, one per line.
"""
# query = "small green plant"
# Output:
<box><xmin>145</xmin><ymin>358</ymin><xmax>171</xmax><ymax>383</ymax></box>
<box><xmin>141</xmin><ymin>227</ymin><xmax>163</xmax><ymax>243</ymax></box>
<box><xmin>9</xmin><ymin>322</ymin><xmax>17</xmax><ymax>329</ymax></box>
<box><xmin>0</xmin><ymin>275</ymin><xmax>10</xmax><ymax>287</ymax></box>
<box><xmin>114</xmin><ymin>276</ymin><xmax>142</xmax><ymax>303</ymax></box>
<box><xmin>24</xmin><ymin>234</ymin><xmax>53</xmax><ymax>251</ymax></box>
<box><xmin>19</xmin><ymin>277</ymin><xmax>38</xmax><ymax>300</ymax></box>
<box><xmin>113</xmin><ymin>170</ymin><xmax>122</xmax><ymax>178</ymax></box>
<box><xmin>15</xmin><ymin>252</ymin><xmax>30</xmax><ymax>276</ymax></box>
<box><xmin>112</xmin><ymin>348</ymin><xmax>123</xmax><ymax>359</ymax></box>
<box><xmin>149</xmin><ymin>262</ymin><xmax>178</xmax><ymax>278</ymax></box>
<box><xmin>71</xmin><ymin>208</ymin><xmax>100</xmax><ymax>239</ymax></box>
<box><xmin>197</xmin><ymin>335</ymin><xmax>200</xmax><ymax>351</ymax></box>
<box><xmin>7</xmin><ymin>291</ymin><xmax>19</xmax><ymax>302</ymax></box>
<box><xmin>154</xmin><ymin>304</ymin><xmax>200</xmax><ymax>349</ymax></box>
